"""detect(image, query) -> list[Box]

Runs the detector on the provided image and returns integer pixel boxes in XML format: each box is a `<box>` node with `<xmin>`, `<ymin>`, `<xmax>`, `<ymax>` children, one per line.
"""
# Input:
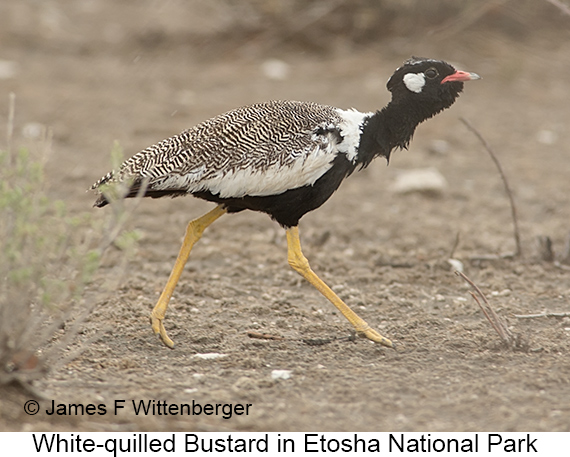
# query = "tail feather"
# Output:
<box><xmin>93</xmin><ymin>180</ymin><xmax>188</xmax><ymax>207</ymax></box>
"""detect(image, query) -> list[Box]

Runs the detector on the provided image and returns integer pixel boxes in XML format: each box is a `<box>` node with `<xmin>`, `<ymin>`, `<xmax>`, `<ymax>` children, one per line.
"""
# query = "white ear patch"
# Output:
<box><xmin>403</xmin><ymin>72</ymin><xmax>426</xmax><ymax>93</ymax></box>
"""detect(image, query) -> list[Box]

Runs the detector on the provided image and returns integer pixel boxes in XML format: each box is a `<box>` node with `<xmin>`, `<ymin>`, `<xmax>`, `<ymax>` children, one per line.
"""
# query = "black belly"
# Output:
<box><xmin>193</xmin><ymin>154</ymin><xmax>356</xmax><ymax>227</ymax></box>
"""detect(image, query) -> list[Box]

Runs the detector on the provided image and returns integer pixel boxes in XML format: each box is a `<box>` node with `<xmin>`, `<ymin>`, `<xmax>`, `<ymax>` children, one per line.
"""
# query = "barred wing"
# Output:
<box><xmin>92</xmin><ymin>100</ymin><xmax>369</xmax><ymax>205</ymax></box>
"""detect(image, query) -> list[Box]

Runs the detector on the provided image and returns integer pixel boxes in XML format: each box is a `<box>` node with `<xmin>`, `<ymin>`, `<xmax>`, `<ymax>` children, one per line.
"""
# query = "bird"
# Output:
<box><xmin>91</xmin><ymin>57</ymin><xmax>480</xmax><ymax>349</ymax></box>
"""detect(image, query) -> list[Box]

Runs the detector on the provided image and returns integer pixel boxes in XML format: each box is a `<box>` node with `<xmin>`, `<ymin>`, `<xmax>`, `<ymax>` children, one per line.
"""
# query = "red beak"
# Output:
<box><xmin>441</xmin><ymin>70</ymin><xmax>481</xmax><ymax>84</ymax></box>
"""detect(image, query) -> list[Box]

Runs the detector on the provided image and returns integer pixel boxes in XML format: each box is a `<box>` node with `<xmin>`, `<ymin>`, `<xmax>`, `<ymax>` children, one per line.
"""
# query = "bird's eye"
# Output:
<box><xmin>425</xmin><ymin>68</ymin><xmax>438</xmax><ymax>79</ymax></box>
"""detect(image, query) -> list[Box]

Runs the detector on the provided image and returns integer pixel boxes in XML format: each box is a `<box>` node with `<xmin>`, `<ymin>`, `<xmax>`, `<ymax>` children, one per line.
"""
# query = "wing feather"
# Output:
<box><xmin>92</xmin><ymin>100</ymin><xmax>362</xmax><ymax>199</ymax></box>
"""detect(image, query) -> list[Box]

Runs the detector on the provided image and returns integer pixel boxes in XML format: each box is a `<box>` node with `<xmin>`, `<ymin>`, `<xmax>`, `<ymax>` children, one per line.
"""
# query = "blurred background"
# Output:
<box><xmin>1</xmin><ymin>0</ymin><xmax>569</xmax><ymax>199</ymax></box>
<box><xmin>1</xmin><ymin>0</ymin><xmax>570</xmax><ymax>433</ymax></box>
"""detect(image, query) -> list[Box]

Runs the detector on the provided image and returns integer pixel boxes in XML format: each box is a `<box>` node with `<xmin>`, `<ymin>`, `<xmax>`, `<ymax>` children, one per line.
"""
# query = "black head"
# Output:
<box><xmin>387</xmin><ymin>57</ymin><xmax>480</xmax><ymax>119</ymax></box>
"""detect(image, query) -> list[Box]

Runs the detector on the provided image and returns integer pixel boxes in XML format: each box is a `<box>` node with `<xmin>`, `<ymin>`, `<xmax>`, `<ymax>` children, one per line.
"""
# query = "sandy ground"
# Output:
<box><xmin>1</xmin><ymin>1</ymin><xmax>569</xmax><ymax>432</ymax></box>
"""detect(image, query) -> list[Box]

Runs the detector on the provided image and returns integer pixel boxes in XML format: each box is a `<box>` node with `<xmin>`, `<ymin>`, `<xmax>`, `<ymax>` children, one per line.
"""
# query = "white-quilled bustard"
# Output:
<box><xmin>92</xmin><ymin>57</ymin><xmax>480</xmax><ymax>348</ymax></box>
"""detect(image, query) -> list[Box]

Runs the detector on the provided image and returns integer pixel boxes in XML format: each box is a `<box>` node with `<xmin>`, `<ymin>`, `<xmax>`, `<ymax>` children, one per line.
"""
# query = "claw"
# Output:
<box><xmin>150</xmin><ymin>315</ymin><xmax>175</xmax><ymax>348</ymax></box>
<box><xmin>286</xmin><ymin>227</ymin><xmax>395</xmax><ymax>349</ymax></box>
<box><xmin>147</xmin><ymin>206</ymin><xmax>227</xmax><ymax>348</ymax></box>
<box><xmin>356</xmin><ymin>325</ymin><xmax>394</xmax><ymax>348</ymax></box>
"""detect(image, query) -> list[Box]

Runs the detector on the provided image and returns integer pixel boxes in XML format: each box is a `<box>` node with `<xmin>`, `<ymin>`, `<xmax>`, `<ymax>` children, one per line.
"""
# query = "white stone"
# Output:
<box><xmin>429</xmin><ymin>139</ymin><xmax>450</xmax><ymax>155</ymax></box>
<box><xmin>193</xmin><ymin>353</ymin><xmax>228</xmax><ymax>360</ymax></box>
<box><xmin>0</xmin><ymin>60</ymin><xmax>18</xmax><ymax>79</ymax></box>
<box><xmin>536</xmin><ymin>130</ymin><xmax>558</xmax><ymax>145</ymax></box>
<box><xmin>448</xmin><ymin>259</ymin><xmax>464</xmax><ymax>273</ymax></box>
<box><xmin>271</xmin><ymin>369</ymin><xmax>292</xmax><ymax>380</ymax></box>
<box><xmin>261</xmin><ymin>59</ymin><xmax>290</xmax><ymax>81</ymax></box>
<box><xmin>391</xmin><ymin>167</ymin><xmax>447</xmax><ymax>195</ymax></box>
<box><xmin>22</xmin><ymin>122</ymin><xmax>45</xmax><ymax>140</ymax></box>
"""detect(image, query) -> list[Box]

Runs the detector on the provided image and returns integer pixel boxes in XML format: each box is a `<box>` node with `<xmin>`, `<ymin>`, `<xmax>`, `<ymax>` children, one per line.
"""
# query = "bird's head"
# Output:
<box><xmin>387</xmin><ymin>57</ymin><xmax>480</xmax><ymax>119</ymax></box>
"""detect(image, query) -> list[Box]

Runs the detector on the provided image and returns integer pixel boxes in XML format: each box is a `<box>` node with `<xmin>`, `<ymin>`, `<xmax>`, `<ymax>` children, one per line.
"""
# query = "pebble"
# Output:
<box><xmin>428</xmin><ymin>139</ymin><xmax>450</xmax><ymax>155</ymax></box>
<box><xmin>271</xmin><ymin>369</ymin><xmax>292</xmax><ymax>380</ymax></box>
<box><xmin>0</xmin><ymin>60</ymin><xmax>18</xmax><ymax>79</ymax></box>
<box><xmin>22</xmin><ymin>122</ymin><xmax>45</xmax><ymax>139</ymax></box>
<box><xmin>391</xmin><ymin>167</ymin><xmax>447</xmax><ymax>195</ymax></box>
<box><xmin>193</xmin><ymin>353</ymin><xmax>228</xmax><ymax>360</ymax></box>
<box><xmin>491</xmin><ymin>289</ymin><xmax>511</xmax><ymax>297</ymax></box>
<box><xmin>261</xmin><ymin>59</ymin><xmax>290</xmax><ymax>81</ymax></box>
<box><xmin>536</xmin><ymin>130</ymin><xmax>558</xmax><ymax>145</ymax></box>
<box><xmin>448</xmin><ymin>259</ymin><xmax>464</xmax><ymax>273</ymax></box>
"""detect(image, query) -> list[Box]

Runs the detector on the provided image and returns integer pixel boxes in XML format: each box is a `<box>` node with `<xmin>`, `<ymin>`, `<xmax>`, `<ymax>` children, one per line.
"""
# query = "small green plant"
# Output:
<box><xmin>0</xmin><ymin>137</ymin><xmax>140</xmax><ymax>388</ymax></box>
<box><xmin>0</xmin><ymin>146</ymin><xmax>96</xmax><ymax>384</ymax></box>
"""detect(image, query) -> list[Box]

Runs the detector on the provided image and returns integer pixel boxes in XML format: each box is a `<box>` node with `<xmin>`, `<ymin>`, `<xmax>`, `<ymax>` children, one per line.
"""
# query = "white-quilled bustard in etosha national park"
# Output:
<box><xmin>92</xmin><ymin>57</ymin><xmax>480</xmax><ymax>349</ymax></box>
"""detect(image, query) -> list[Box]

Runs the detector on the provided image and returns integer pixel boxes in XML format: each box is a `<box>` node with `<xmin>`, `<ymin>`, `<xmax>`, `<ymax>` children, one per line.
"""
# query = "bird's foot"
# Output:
<box><xmin>150</xmin><ymin>314</ymin><xmax>175</xmax><ymax>348</ymax></box>
<box><xmin>356</xmin><ymin>325</ymin><xmax>394</xmax><ymax>348</ymax></box>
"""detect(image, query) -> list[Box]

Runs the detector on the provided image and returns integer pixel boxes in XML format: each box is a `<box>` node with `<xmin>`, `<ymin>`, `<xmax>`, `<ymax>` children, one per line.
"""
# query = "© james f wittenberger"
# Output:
<box><xmin>42</xmin><ymin>399</ymin><xmax>252</xmax><ymax>420</ymax></box>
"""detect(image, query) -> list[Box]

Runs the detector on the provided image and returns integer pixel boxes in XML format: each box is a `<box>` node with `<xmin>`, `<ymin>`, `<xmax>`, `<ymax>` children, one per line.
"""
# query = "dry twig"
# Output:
<box><xmin>554</xmin><ymin>261</ymin><xmax>570</xmax><ymax>271</ymax></box>
<box><xmin>449</xmin><ymin>231</ymin><xmax>461</xmax><ymax>259</ymax></box>
<box><xmin>246</xmin><ymin>331</ymin><xmax>284</xmax><ymax>341</ymax></box>
<box><xmin>460</xmin><ymin>118</ymin><xmax>521</xmax><ymax>258</ymax></box>
<box><xmin>7</xmin><ymin>92</ymin><xmax>15</xmax><ymax>161</ymax></box>
<box><xmin>455</xmin><ymin>271</ymin><xmax>515</xmax><ymax>347</ymax></box>
<box><xmin>514</xmin><ymin>312</ymin><xmax>570</xmax><ymax>319</ymax></box>
<box><xmin>560</xmin><ymin>232</ymin><xmax>570</xmax><ymax>265</ymax></box>
<box><xmin>469</xmin><ymin>253</ymin><xmax>516</xmax><ymax>261</ymax></box>
<box><xmin>536</xmin><ymin>235</ymin><xmax>554</xmax><ymax>262</ymax></box>
<box><xmin>246</xmin><ymin>330</ymin><xmax>357</xmax><ymax>346</ymax></box>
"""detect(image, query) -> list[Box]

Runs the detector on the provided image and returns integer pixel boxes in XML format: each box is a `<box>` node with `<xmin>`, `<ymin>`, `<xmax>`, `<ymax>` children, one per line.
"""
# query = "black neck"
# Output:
<box><xmin>356</xmin><ymin>99</ymin><xmax>443</xmax><ymax>168</ymax></box>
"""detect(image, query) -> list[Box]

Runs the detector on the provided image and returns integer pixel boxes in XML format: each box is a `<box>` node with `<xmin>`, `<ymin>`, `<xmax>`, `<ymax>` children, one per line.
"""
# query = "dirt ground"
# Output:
<box><xmin>1</xmin><ymin>1</ymin><xmax>569</xmax><ymax>432</ymax></box>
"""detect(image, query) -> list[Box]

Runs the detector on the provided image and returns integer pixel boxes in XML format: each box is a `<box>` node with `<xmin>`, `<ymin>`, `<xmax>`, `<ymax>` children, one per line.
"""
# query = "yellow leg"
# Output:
<box><xmin>150</xmin><ymin>205</ymin><xmax>227</xmax><ymax>347</ymax></box>
<box><xmin>286</xmin><ymin>226</ymin><xmax>393</xmax><ymax>348</ymax></box>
